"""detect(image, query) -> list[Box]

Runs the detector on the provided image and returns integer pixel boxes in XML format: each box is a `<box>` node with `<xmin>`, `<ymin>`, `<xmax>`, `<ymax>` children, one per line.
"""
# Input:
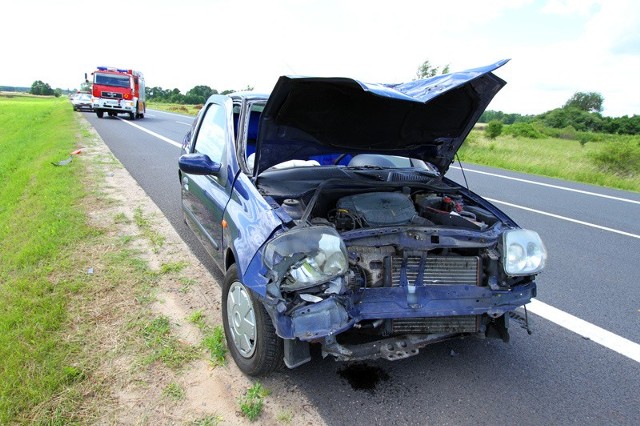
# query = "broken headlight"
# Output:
<box><xmin>502</xmin><ymin>229</ymin><xmax>547</xmax><ymax>276</ymax></box>
<box><xmin>264</xmin><ymin>226</ymin><xmax>348</xmax><ymax>291</ymax></box>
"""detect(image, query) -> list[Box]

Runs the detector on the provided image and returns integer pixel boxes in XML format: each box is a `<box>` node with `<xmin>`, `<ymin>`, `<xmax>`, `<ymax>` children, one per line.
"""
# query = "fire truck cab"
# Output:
<box><xmin>89</xmin><ymin>66</ymin><xmax>146</xmax><ymax>120</ymax></box>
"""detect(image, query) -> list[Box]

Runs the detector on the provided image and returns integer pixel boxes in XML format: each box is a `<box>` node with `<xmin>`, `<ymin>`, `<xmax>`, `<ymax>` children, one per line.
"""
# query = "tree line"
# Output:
<box><xmin>480</xmin><ymin>92</ymin><xmax>640</xmax><ymax>136</ymax></box>
<box><xmin>29</xmin><ymin>80</ymin><xmax>62</xmax><ymax>97</ymax></box>
<box><xmin>145</xmin><ymin>84</ymin><xmax>253</xmax><ymax>105</ymax></box>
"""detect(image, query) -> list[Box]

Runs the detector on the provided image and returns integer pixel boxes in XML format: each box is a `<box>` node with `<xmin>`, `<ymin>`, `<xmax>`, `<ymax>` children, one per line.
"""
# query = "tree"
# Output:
<box><xmin>185</xmin><ymin>85</ymin><xmax>217</xmax><ymax>104</ymax></box>
<box><xmin>29</xmin><ymin>80</ymin><xmax>54</xmax><ymax>96</ymax></box>
<box><xmin>80</xmin><ymin>81</ymin><xmax>92</xmax><ymax>92</ymax></box>
<box><xmin>415</xmin><ymin>59</ymin><xmax>450</xmax><ymax>80</ymax></box>
<box><xmin>563</xmin><ymin>91</ymin><xmax>604</xmax><ymax>113</ymax></box>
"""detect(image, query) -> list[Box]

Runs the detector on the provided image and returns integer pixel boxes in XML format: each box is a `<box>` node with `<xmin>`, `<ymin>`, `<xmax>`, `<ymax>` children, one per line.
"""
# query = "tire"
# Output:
<box><xmin>108</xmin><ymin>112</ymin><xmax>115</xmax><ymax>117</ymax></box>
<box><xmin>96</xmin><ymin>110</ymin><xmax>104</xmax><ymax>118</ymax></box>
<box><xmin>129</xmin><ymin>112</ymin><xmax>135</xmax><ymax>120</ymax></box>
<box><xmin>222</xmin><ymin>264</ymin><xmax>283</xmax><ymax>376</ymax></box>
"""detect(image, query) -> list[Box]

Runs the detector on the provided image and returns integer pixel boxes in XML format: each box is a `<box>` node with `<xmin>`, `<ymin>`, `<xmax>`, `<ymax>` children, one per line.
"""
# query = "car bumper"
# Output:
<box><xmin>270</xmin><ymin>281</ymin><xmax>536</xmax><ymax>341</ymax></box>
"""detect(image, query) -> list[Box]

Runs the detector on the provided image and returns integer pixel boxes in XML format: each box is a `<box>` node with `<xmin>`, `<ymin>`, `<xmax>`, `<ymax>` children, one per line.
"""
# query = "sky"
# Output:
<box><xmin>2</xmin><ymin>0</ymin><xmax>639</xmax><ymax>117</ymax></box>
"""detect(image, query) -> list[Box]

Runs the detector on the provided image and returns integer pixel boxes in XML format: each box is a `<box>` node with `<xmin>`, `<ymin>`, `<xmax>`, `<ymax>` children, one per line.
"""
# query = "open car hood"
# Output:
<box><xmin>255</xmin><ymin>59</ymin><xmax>508</xmax><ymax>175</ymax></box>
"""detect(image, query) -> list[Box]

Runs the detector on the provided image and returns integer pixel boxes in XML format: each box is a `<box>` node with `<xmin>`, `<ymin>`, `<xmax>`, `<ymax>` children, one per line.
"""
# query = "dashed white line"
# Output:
<box><xmin>528</xmin><ymin>299</ymin><xmax>640</xmax><ymax>363</ymax></box>
<box><xmin>485</xmin><ymin>197</ymin><xmax>640</xmax><ymax>239</ymax></box>
<box><xmin>146</xmin><ymin>109</ymin><xmax>195</xmax><ymax>119</ymax></box>
<box><xmin>451</xmin><ymin>166</ymin><xmax>640</xmax><ymax>205</ymax></box>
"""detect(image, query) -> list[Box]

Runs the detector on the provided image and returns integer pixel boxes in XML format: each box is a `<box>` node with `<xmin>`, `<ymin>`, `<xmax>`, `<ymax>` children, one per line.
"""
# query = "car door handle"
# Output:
<box><xmin>182</xmin><ymin>176</ymin><xmax>189</xmax><ymax>191</ymax></box>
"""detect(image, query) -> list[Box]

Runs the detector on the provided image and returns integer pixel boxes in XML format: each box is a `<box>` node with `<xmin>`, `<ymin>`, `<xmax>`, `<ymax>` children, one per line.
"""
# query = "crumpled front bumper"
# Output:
<box><xmin>270</xmin><ymin>281</ymin><xmax>536</xmax><ymax>341</ymax></box>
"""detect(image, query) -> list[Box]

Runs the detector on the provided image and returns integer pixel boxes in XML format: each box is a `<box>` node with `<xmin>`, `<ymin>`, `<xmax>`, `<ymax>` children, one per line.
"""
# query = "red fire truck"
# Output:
<box><xmin>87</xmin><ymin>66</ymin><xmax>146</xmax><ymax>120</ymax></box>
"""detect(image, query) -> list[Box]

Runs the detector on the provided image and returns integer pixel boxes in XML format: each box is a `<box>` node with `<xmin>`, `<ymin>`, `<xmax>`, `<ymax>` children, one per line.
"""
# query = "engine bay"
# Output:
<box><xmin>270</xmin><ymin>175</ymin><xmax>501</xmax><ymax>232</ymax></box>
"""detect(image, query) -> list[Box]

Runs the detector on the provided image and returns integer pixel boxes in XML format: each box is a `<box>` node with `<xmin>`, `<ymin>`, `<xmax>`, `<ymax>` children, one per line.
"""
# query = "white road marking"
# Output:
<box><xmin>485</xmin><ymin>197</ymin><xmax>640</xmax><ymax>239</ymax></box>
<box><xmin>451</xmin><ymin>166</ymin><xmax>640</xmax><ymax>205</ymax></box>
<box><xmin>528</xmin><ymin>299</ymin><xmax>640</xmax><ymax>363</ymax></box>
<box><xmin>146</xmin><ymin>109</ymin><xmax>195</xmax><ymax>119</ymax></box>
<box><xmin>114</xmin><ymin>121</ymin><xmax>640</xmax><ymax>363</ymax></box>
<box><xmin>119</xmin><ymin>119</ymin><xmax>182</xmax><ymax>148</ymax></box>
<box><xmin>176</xmin><ymin>121</ymin><xmax>192</xmax><ymax>126</ymax></box>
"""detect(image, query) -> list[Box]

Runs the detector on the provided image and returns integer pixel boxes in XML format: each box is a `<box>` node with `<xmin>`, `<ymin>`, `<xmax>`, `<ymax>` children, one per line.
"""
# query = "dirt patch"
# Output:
<box><xmin>74</xmin><ymin>116</ymin><xmax>325</xmax><ymax>425</ymax></box>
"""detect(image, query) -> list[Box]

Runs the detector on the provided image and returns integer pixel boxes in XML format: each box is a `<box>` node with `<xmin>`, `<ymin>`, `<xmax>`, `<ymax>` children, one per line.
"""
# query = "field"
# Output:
<box><xmin>459</xmin><ymin>129</ymin><xmax>640</xmax><ymax>192</ymax></box>
<box><xmin>0</xmin><ymin>95</ymin><xmax>94</xmax><ymax>422</ymax></box>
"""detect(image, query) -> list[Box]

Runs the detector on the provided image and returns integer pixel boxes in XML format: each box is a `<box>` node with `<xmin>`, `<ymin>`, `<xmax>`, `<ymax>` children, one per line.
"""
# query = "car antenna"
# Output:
<box><xmin>456</xmin><ymin>153</ymin><xmax>470</xmax><ymax>190</ymax></box>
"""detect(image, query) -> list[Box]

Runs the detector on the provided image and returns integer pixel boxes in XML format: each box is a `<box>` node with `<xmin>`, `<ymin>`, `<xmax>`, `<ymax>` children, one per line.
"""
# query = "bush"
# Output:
<box><xmin>485</xmin><ymin>120</ymin><xmax>502</xmax><ymax>139</ymax></box>
<box><xmin>590</xmin><ymin>139</ymin><xmax>640</xmax><ymax>176</ymax></box>
<box><xmin>504</xmin><ymin>122</ymin><xmax>543</xmax><ymax>139</ymax></box>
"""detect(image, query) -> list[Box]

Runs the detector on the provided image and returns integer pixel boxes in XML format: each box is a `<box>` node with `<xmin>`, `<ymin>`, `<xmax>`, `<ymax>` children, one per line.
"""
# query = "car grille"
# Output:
<box><xmin>390</xmin><ymin>255</ymin><xmax>480</xmax><ymax>286</ymax></box>
<box><xmin>392</xmin><ymin>315</ymin><xmax>479</xmax><ymax>334</ymax></box>
<box><xmin>101</xmin><ymin>91</ymin><xmax>123</xmax><ymax>99</ymax></box>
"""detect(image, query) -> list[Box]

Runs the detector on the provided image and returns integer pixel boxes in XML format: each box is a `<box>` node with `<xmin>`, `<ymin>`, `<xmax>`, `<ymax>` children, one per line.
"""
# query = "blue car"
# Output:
<box><xmin>178</xmin><ymin>59</ymin><xmax>546</xmax><ymax>376</ymax></box>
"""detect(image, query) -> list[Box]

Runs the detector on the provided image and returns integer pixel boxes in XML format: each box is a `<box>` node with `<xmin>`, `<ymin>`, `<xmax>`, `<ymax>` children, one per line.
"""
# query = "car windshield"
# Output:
<box><xmin>94</xmin><ymin>73</ymin><xmax>130</xmax><ymax>88</ymax></box>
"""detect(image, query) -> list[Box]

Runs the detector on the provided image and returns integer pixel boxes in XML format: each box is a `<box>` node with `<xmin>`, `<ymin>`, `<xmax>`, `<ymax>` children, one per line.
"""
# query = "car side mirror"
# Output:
<box><xmin>178</xmin><ymin>153</ymin><xmax>221</xmax><ymax>175</ymax></box>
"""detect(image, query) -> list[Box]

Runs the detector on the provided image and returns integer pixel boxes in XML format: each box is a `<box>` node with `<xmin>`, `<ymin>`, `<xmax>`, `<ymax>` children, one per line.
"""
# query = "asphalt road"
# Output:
<box><xmin>84</xmin><ymin>109</ymin><xmax>640</xmax><ymax>425</ymax></box>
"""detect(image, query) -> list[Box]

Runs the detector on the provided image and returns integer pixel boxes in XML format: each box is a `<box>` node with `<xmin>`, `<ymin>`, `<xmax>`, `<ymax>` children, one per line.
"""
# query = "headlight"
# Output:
<box><xmin>502</xmin><ymin>229</ymin><xmax>547</xmax><ymax>275</ymax></box>
<box><xmin>264</xmin><ymin>226</ymin><xmax>348</xmax><ymax>291</ymax></box>
<box><xmin>124</xmin><ymin>101</ymin><xmax>134</xmax><ymax>107</ymax></box>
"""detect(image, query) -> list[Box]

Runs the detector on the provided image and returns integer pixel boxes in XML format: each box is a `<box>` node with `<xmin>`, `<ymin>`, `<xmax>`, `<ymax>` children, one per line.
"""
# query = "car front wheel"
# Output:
<box><xmin>222</xmin><ymin>264</ymin><xmax>283</xmax><ymax>376</ymax></box>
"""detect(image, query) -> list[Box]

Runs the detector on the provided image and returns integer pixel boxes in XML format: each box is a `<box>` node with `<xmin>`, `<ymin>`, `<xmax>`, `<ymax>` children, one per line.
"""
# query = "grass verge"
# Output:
<box><xmin>147</xmin><ymin>101</ymin><xmax>201</xmax><ymax>116</ymax></box>
<box><xmin>0</xmin><ymin>95</ymin><xmax>205</xmax><ymax>424</ymax></box>
<box><xmin>459</xmin><ymin>130</ymin><xmax>640</xmax><ymax>192</ymax></box>
<box><xmin>0</xmin><ymin>95</ymin><xmax>96</xmax><ymax>423</ymax></box>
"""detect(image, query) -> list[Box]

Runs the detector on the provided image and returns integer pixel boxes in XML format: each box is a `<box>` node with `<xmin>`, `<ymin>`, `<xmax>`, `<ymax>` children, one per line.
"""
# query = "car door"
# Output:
<box><xmin>181</xmin><ymin>96</ymin><xmax>235</xmax><ymax>268</ymax></box>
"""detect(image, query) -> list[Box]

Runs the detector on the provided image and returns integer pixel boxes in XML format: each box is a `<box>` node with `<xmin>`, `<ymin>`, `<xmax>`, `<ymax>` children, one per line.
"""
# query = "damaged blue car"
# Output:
<box><xmin>178</xmin><ymin>59</ymin><xmax>546</xmax><ymax>376</ymax></box>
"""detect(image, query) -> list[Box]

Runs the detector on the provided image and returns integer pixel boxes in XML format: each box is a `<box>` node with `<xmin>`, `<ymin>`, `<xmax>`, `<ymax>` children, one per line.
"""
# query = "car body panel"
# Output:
<box><xmin>180</xmin><ymin>95</ymin><xmax>283</xmax><ymax>277</ymax></box>
<box><xmin>255</xmin><ymin>59</ymin><xmax>508</xmax><ymax>175</ymax></box>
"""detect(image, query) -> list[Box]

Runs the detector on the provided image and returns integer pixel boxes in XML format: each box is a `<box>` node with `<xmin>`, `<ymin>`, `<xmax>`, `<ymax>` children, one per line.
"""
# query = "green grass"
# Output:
<box><xmin>276</xmin><ymin>410</ymin><xmax>293</xmax><ymax>423</ymax></box>
<box><xmin>0</xmin><ymin>95</ymin><xmax>203</xmax><ymax>423</ymax></box>
<box><xmin>0</xmin><ymin>95</ymin><xmax>95</xmax><ymax>423</ymax></box>
<box><xmin>179</xmin><ymin>277</ymin><xmax>198</xmax><ymax>293</ymax></box>
<box><xmin>147</xmin><ymin>101</ymin><xmax>200</xmax><ymax>116</ymax></box>
<box><xmin>162</xmin><ymin>382</ymin><xmax>186</xmax><ymax>401</ymax></box>
<box><xmin>160</xmin><ymin>261</ymin><xmax>188</xmax><ymax>274</ymax></box>
<box><xmin>188</xmin><ymin>311</ymin><xmax>227</xmax><ymax>366</ymax></box>
<box><xmin>459</xmin><ymin>130</ymin><xmax>640</xmax><ymax>192</ymax></box>
<box><xmin>140</xmin><ymin>316</ymin><xmax>200</xmax><ymax>369</ymax></box>
<box><xmin>133</xmin><ymin>207</ymin><xmax>165</xmax><ymax>251</ymax></box>
<box><xmin>238</xmin><ymin>382</ymin><xmax>270</xmax><ymax>422</ymax></box>
<box><xmin>188</xmin><ymin>310</ymin><xmax>207</xmax><ymax>329</ymax></box>
<box><xmin>190</xmin><ymin>414</ymin><xmax>224</xmax><ymax>425</ymax></box>
<box><xmin>202</xmin><ymin>326</ymin><xmax>227</xmax><ymax>366</ymax></box>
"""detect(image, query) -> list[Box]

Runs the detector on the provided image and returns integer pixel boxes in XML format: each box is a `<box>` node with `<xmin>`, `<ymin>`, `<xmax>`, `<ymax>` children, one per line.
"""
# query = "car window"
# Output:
<box><xmin>194</xmin><ymin>102</ymin><xmax>227</xmax><ymax>163</ymax></box>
